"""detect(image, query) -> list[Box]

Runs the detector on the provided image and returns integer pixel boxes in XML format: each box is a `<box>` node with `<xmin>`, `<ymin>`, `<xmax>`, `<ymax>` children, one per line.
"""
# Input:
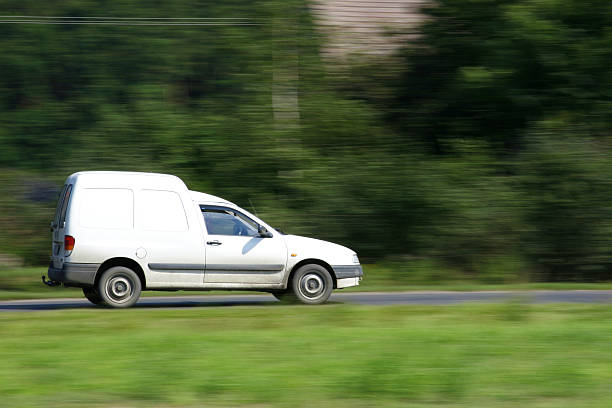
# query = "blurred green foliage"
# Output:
<box><xmin>380</xmin><ymin>0</ymin><xmax>612</xmax><ymax>281</ymax></box>
<box><xmin>0</xmin><ymin>0</ymin><xmax>611</xmax><ymax>282</ymax></box>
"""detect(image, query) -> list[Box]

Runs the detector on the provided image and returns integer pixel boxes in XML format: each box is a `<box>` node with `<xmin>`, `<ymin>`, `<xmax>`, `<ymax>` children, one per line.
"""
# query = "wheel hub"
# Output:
<box><xmin>299</xmin><ymin>273</ymin><xmax>325</xmax><ymax>299</ymax></box>
<box><xmin>106</xmin><ymin>276</ymin><xmax>133</xmax><ymax>303</ymax></box>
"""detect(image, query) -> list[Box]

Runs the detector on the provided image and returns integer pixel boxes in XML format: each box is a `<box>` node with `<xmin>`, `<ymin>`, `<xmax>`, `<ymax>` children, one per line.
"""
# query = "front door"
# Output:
<box><xmin>201</xmin><ymin>205</ymin><xmax>287</xmax><ymax>285</ymax></box>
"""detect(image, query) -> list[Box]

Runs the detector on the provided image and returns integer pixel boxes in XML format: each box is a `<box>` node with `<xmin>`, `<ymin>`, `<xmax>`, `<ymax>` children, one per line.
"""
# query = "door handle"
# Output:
<box><xmin>207</xmin><ymin>240</ymin><xmax>222</xmax><ymax>246</ymax></box>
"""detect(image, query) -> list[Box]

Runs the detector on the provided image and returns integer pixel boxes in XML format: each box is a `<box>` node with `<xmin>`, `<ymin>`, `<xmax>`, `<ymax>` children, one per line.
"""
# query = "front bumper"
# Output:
<box><xmin>332</xmin><ymin>265</ymin><xmax>363</xmax><ymax>289</ymax></box>
<box><xmin>47</xmin><ymin>262</ymin><xmax>99</xmax><ymax>287</ymax></box>
<box><xmin>331</xmin><ymin>265</ymin><xmax>363</xmax><ymax>279</ymax></box>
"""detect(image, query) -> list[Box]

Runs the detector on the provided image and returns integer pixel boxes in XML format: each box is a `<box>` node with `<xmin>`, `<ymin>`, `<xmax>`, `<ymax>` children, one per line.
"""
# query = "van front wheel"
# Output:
<box><xmin>97</xmin><ymin>266</ymin><xmax>142</xmax><ymax>308</ymax></box>
<box><xmin>291</xmin><ymin>264</ymin><xmax>333</xmax><ymax>305</ymax></box>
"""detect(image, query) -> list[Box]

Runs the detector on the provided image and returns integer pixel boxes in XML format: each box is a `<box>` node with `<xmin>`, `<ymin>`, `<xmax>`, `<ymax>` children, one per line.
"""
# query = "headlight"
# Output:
<box><xmin>352</xmin><ymin>254</ymin><xmax>359</xmax><ymax>264</ymax></box>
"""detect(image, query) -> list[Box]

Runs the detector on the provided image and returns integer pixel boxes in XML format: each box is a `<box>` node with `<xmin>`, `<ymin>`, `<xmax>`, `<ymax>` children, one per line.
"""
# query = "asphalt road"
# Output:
<box><xmin>1</xmin><ymin>290</ymin><xmax>612</xmax><ymax>311</ymax></box>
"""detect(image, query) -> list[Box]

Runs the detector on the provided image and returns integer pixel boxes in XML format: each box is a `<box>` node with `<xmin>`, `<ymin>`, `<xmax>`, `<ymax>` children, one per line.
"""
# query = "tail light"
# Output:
<box><xmin>64</xmin><ymin>235</ymin><xmax>75</xmax><ymax>251</ymax></box>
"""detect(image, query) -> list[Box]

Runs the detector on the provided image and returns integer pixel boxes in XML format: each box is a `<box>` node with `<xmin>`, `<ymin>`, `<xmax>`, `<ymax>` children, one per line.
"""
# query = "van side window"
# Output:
<box><xmin>139</xmin><ymin>190</ymin><xmax>188</xmax><ymax>232</ymax></box>
<box><xmin>80</xmin><ymin>188</ymin><xmax>134</xmax><ymax>229</ymax></box>
<box><xmin>201</xmin><ymin>207</ymin><xmax>259</xmax><ymax>236</ymax></box>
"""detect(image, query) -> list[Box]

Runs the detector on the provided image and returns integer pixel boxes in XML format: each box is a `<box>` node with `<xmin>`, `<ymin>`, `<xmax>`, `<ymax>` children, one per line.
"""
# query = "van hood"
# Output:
<box><xmin>283</xmin><ymin>234</ymin><xmax>355</xmax><ymax>264</ymax></box>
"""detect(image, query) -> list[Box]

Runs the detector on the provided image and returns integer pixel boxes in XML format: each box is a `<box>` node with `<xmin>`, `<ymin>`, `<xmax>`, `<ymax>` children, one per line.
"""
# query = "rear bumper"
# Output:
<box><xmin>48</xmin><ymin>262</ymin><xmax>99</xmax><ymax>287</ymax></box>
<box><xmin>331</xmin><ymin>265</ymin><xmax>363</xmax><ymax>279</ymax></box>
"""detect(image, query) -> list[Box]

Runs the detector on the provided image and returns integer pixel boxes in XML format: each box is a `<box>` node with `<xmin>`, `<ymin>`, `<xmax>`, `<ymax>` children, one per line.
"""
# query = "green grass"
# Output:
<box><xmin>0</xmin><ymin>266</ymin><xmax>81</xmax><ymax>300</ymax></box>
<box><xmin>2</xmin><ymin>265</ymin><xmax>612</xmax><ymax>300</ymax></box>
<box><xmin>1</xmin><ymin>303</ymin><xmax>612</xmax><ymax>407</ymax></box>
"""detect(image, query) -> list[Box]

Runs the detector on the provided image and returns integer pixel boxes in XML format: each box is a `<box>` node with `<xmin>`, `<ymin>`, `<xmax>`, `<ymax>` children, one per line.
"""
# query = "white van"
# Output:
<box><xmin>45</xmin><ymin>171</ymin><xmax>362</xmax><ymax>307</ymax></box>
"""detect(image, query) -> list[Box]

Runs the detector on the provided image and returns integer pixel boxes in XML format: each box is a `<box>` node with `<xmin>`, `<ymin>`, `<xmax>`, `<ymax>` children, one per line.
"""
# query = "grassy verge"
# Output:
<box><xmin>2</xmin><ymin>265</ymin><xmax>612</xmax><ymax>301</ymax></box>
<box><xmin>1</xmin><ymin>303</ymin><xmax>612</xmax><ymax>407</ymax></box>
<box><xmin>0</xmin><ymin>266</ymin><xmax>81</xmax><ymax>300</ymax></box>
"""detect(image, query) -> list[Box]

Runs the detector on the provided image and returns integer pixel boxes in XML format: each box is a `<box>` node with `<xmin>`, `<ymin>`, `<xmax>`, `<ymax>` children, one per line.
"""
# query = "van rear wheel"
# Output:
<box><xmin>97</xmin><ymin>266</ymin><xmax>142</xmax><ymax>308</ymax></box>
<box><xmin>82</xmin><ymin>287</ymin><xmax>103</xmax><ymax>305</ymax></box>
<box><xmin>272</xmin><ymin>291</ymin><xmax>298</xmax><ymax>304</ymax></box>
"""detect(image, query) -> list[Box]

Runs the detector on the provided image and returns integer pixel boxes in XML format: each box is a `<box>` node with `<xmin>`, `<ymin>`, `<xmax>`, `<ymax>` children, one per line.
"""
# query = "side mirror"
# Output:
<box><xmin>258</xmin><ymin>225</ymin><xmax>273</xmax><ymax>238</ymax></box>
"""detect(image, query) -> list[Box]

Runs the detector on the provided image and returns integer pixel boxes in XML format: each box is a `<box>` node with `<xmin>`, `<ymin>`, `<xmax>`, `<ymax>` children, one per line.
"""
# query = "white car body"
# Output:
<box><xmin>47</xmin><ymin>171</ymin><xmax>362</xmax><ymax>305</ymax></box>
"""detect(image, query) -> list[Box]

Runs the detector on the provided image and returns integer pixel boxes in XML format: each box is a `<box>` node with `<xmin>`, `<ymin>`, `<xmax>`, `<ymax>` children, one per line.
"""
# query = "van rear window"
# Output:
<box><xmin>59</xmin><ymin>185</ymin><xmax>72</xmax><ymax>225</ymax></box>
<box><xmin>54</xmin><ymin>184</ymin><xmax>68</xmax><ymax>223</ymax></box>
<box><xmin>80</xmin><ymin>188</ymin><xmax>134</xmax><ymax>229</ymax></box>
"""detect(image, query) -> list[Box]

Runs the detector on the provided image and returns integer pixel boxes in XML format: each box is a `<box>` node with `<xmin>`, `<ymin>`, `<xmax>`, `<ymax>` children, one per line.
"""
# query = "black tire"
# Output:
<box><xmin>82</xmin><ymin>287</ymin><xmax>103</xmax><ymax>305</ymax></box>
<box><xmin>97</xmin><ymin>266</ymin><xmax>142</xmax><ymax>308</ymax></box>
<box><xmin>291</xmin><ymin>264</ymin><xmax>334</xmax><ymax>305</ymax></box>
<box><xmin>272</xmin><ymin>291</ymin><xmax>298</xmax><ymax>304</ymax></box>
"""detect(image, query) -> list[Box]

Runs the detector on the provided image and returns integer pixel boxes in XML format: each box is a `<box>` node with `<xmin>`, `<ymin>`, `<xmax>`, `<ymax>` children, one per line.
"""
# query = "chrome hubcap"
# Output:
<box><xmin>106</xmin><ymin>275</ymin><xmax>133</xmax><ymax>303</ymax></box>
<box><xmin>298</xmin><ymin>273</ymin><xmax>325</xmax><ymax>299</ymax></box>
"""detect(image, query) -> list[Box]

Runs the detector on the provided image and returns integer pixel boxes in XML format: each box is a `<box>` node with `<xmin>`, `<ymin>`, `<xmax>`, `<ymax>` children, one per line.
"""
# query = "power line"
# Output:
<box><xmin>0</xmin><ymin>16</ymin><xmax>261</xmax><ymax>26</ymax></box>
<box><xmin>0</xmin><ymin>21</ymin><xmax>259</xmax><ymax>25</ymax></box>
<box><xmin>0</xmin><ymin>16</ymin><xmax>253</xmax><ymax>19</ymax></box>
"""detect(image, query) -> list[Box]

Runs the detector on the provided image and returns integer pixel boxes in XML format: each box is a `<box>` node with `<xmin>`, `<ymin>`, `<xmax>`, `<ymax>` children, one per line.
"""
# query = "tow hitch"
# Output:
<box><xmin>42</xmin><ymin>275</ymin><xmax>61</xmax><ymax>287</ymax></box>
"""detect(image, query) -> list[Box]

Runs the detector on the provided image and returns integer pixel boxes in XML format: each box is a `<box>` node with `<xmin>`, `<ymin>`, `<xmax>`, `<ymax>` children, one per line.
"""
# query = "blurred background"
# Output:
<box><xmin>1</xmin><ymin>0</ymin><xmax>612</xmax><ymax>285</ymax></box>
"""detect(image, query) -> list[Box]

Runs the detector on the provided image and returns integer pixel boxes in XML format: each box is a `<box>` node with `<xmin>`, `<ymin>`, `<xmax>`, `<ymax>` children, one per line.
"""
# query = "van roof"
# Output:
<box><xmin>69</xmin><ymin>171</ymin><xmax>181</xmax><ymax>179</ymax></box>
<box><xmin>189</xmin><ymin>190</ymin><xmax>234</xmax><ymax>206</ymax></box>
<box><xmin>66</xmin><ymin>172</ymin><xmax>235</xmax><ymax>206</ymax></box>
<box><xmin>67</xmin><ymin>171</ymin><xmax>187</xmax><ymax>190</ymax></box>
